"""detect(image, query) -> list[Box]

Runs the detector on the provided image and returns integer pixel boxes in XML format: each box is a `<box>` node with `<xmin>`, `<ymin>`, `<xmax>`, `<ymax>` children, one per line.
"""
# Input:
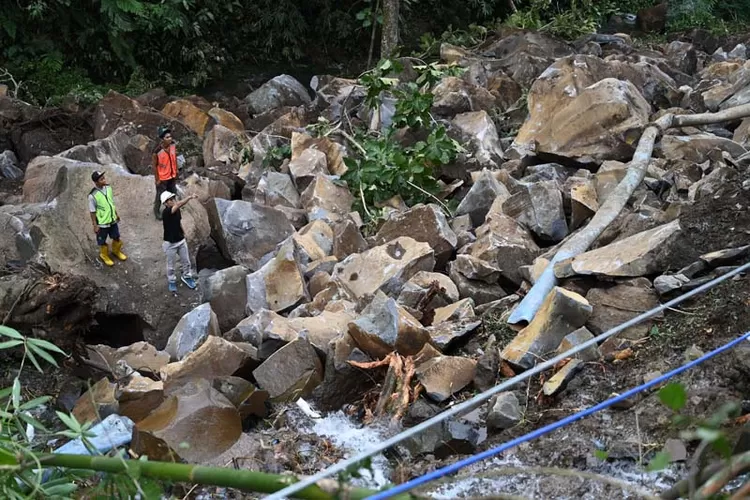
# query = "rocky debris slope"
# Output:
<box><xmin>2</xmin><ymin>26</ymin><xmax>750</xmax><ymax>493</ymax></box>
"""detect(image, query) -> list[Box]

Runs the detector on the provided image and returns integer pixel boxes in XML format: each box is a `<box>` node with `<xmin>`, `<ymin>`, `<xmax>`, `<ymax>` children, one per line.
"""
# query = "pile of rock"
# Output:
<box><xmin>2</xmin><ymin>27</ymin><xmax>750</xmax><ymax>463</ymax></box>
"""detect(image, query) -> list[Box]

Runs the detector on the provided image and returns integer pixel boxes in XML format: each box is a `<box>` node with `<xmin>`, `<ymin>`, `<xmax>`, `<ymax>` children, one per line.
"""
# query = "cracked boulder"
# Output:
<box><xmin>208</xmin><ymin>198</ymin><xmax>295</xmax><ymax>271</ymax></box>
<box><xmin>332</xmin><ymin>237</ymin><xmax>435</xmax><ymax>298</ymax></box>
<box><xmin>255</xmin><ymin>171</ymin><xmax>301</xmax><ymax>209</ymax></box>
<box><xmin>300</xmin><ymin>175</ymin><xmax>354</xmax><ymax>223</ymax></box>
<box><xmin>373</xmin><ymin>204</ymin><xmax>457</xmax><ymax>267</ymax></box>
<box><xmin>455</xmin><ymin>169</ymin><xmax>511</xmax><ymax>227</ymax></box>
<box><xmin>502</xmin><ymin>181</ymin><xmax>568</xmax><ymax>243</ymax></box>
<box><xmin>451</xmin><ymin>111</ymin><xmax>504</xmax><ymax>168</ymax></box>
<box><xmin>160</xmin><ymin>336</ymin><xmax>258</xmax><ymax>388</ymax></box>
<box><xmin>245</xmin><ymin>241</ymin><xmax>309</xmax><ymax>315</ymax></box>
<box><xmin>200</xmin><ymin>265</ymin><xmax>249</xmax><ymax>333</ymax></box>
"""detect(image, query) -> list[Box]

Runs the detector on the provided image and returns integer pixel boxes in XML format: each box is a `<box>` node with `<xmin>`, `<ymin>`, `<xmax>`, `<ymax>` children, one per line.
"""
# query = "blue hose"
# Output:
<box><xmin>368</xmin><ymin>330</ymin><xmax>750</xmax><ymax>499</ymax></box>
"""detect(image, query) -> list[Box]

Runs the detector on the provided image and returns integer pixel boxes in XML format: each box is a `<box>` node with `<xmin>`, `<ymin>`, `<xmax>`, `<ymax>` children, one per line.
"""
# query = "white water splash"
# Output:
<box><xmin>292</xmin><ymin>407</ymin><xmax>391</xmax><ymax>489</ymax></box>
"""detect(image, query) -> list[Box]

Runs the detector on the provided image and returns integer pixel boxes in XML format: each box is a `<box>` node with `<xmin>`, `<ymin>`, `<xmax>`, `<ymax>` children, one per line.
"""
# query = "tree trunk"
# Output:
<box><xmin>380</xmin><ymin>0</ymin><xmax>399</xmax><ymax>59</ymax></box>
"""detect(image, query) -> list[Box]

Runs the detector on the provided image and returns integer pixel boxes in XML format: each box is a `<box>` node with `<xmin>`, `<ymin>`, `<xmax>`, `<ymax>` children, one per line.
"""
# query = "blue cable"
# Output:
<box><xmin>368</xmin><ymin>330</ymin><xmax>750</xmax><ymax>499</ymax></box>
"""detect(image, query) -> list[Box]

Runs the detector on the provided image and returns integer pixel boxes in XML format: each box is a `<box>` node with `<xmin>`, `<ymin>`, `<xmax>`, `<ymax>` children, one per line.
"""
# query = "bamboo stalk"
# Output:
<box><xmin>32</xmin><ymin>453</ymin><xmax>415</xmax><ymax>500</ymax></box>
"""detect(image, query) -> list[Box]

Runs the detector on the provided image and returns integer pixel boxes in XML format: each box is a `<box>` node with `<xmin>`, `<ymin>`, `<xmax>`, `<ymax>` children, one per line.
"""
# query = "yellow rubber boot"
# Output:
<box><xmin>111</xmin><ymin>239</ymin><xmax>128</xmax><ymax>261</ymax></box>
<box><xmin>99</xmin><ymin>245</ymin><xmax>114</xmax><ymax>266</ymax></box>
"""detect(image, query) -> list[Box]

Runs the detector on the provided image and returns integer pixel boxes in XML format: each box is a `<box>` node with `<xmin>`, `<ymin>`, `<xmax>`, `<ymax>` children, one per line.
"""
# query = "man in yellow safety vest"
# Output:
<box><xmin>88</xmin><ymin>171</ymin><xmax>127</xmax><ymax>267</ymax></box>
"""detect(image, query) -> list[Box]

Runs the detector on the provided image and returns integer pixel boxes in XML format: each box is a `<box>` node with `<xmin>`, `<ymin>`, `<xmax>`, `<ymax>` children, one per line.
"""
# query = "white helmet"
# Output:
<box><xmin>160</xmin><ymin>191</ymin><xmax>176</xmax><ymax>205</ymax></box>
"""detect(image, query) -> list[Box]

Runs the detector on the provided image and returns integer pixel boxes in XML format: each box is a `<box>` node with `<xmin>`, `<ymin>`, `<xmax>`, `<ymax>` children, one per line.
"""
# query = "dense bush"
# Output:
<box><xmin>2</xmin><ymin>0</ymin><xmax>750</xmax><ymax>105</ymax></box>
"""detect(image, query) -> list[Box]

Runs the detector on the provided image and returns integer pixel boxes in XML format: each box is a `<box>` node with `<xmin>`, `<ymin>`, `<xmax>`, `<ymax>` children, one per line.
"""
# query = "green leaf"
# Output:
<box><xmin>0</xmin><ymin>446</ymin><xmax>17</xmax><ymax>466</ymax></box>
<box><xmin>647</xmin><ymin>451</ymin><xmax>671</xmax><ymax>471</ymax></box>
<box><xmin>0</xmin><ymin>340</ymin><xmax>23</xmax><ymax>350</ymax></box>
<box><xmin>11</xmin><ymin>378</ymin><xmax>20</xmax><ymax>410</ymax></box>
<box><xmin>18</xmin><ymin>412</ymin><xmax>48</xmax><ymax>432</ymax></box>
<box><xmin>658</xmin><ymin>382</ymin><xmax>687</xmax><ymax>412</ymax></box>
<box><xmin>27</xmin><ymin>338</ymin><xmax>66</xmax><ymax>356</ymax></box>
<box><xmin>710</xmin><ymin>435</ymin><xmax>733</xmax><ymax>459</ymax></box>
<box><xmin>27</xmin><ymin>342</ymin><xmax>59</xmax><ymax>367</ymax></box>
<box><xmin>0</xmin><ymin>326</ymin><xmax>23</xmax><ymax>340</ymax></box>
<box><xmin>56</xmin><ymin>411</ymin><xmax>82</xmax><ymax>433</ymax></box>
<box><xmin>42</xmin><ymin>483</ymin><xmax>78</xmax><ymax>496</ymax></box>
<box><xmin>19</xmin><ymin>395</ymin><xmax>51</xmax><ymax>411</ymax></box>
<box><xmin>594</xmin><ymin>449</ymin><xmax>609</xmax><ymax>461</ymax></box>
<box><xmin>24</xmin><ymin>348</ymin><xmax>43</xmax><ymax>373</ymax></box>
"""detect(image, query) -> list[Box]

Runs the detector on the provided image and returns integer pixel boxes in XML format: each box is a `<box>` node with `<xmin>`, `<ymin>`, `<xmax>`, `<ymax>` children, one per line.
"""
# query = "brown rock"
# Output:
<box><xmin>162</xmin><ymin>99</ymin><xmax>211</xmax><ymax>137</ymax></box>
<box><xmin>555</xmin><ymin>220</ymin><xmax>682</xmax><ymax>278</ymax></box>
<box><xmin>252</xmin><ymin>338</ymin><xmax>323</xmax><ymax>402</ymax></box>
<box><xmin>117</xmin><ymin>373</ymin><xmax>165</xmax><ymax>423</ymax></box>
<box><xmin>311</xmin><ymin>334</ymin><xmax>373</xmax><ymax>411</ymax></box>
<box><xmin>542</xmin><ymin>359</ymin><xmax>583</xmax><ymax>396</ymax></box>
<box><xmin>288</xmin><ymin>148</ymin><xmax>328</xmax><ymax>191</ymax></box>
<box><xmin>245</xmin><ymin>241</ymin><xmax>309</xmax><ymax>315</ymax></box>
<box><xmin>432</xmin><ymin>298</ymin><xmax>475</xmax><ymax>325</ymax></box>
<box><xmin>332</xmin><ymin>237</ymin><xmax>435</xmax><ymax>298</ymax></box>
<box><xmin>132</xmin><ymin>379</ymin><xmax>241</xmax><ymax>463</ymax></box>
<box><xmin>516</xmin><ymin>77</ymin><xmax>649</xmax><ymax>163</ymax></box>
<box><xmin>300</xmin><ymin>175</ymin><xmax>354</xmax><ymax>223</ymax></box>
<box><xmin>349</xmin><ymin>291</ymin><xmax>432</xmax><ymax>359</ymax></box>
<box><xmin>373</xmin><ymin>204</ymin><xmax>457</xmax><ymax>267</ymax></box>
<box><xmin>291</xmin><ymin>131</ymin><xmax>347</xmax><ymax>176</ymax></box>
<box><xmin>160</xmin><ymin>336</ymin><xmax>257</xmax><ymax>388</ymax></box>
<box><xmin>208</xmin><ymin>107</ymin><xmax>245</xmax><ymax>134</ymax></box>
<box><xmin>84</xmin><ymin>342</ymin><xmax>170</xmax><ymax>376</ymax></box>
<box><xmin>416</xmin><ymin>355</ymin><xmax>476</xmax><ymax>403</ymax></box>
<box><xmin>397</xmin><ymin>271</ymin><xmax>460</xmax><ymax>313</ymax></box>
<box><xmin>332</xmin><ymin>219</ymin><xmax>368</xmax><ymax>260</ymax></box>
<box><xmin>293</xmin><ymin>220</ymin><xmax>334</xmax><ymax>264</ymax></box>
<box><xmin>72</xmin><ymin>378</ymin><xmax>118</xmax><ymax>425</ymax></box>
<box><xmin>586</xmin><ymin>281</ymin><xmax>661</xmax><ymax>340</ymax></box>
<box><xmin>501</xmin><ymin>287</ymin><xmax>592</xmax><ymax>369</ymax></box>
<box><xmin>569</xmin><ymin>177</ymin><xmax>599</xmax><ymax>230</ymax></box>
<box><xmin>93</xmin><ymin>90</ymin><xmax>191</xmax><ymax>140</ymax></box>
<box><xmin>659</xmin><ymin>134</ymin><xmax>746</xmax><ymax>163</ymax></box>
<box><xmin>211</xmin><ymin>376</ymin><xmax>268</xmax><ymax>418</ymax></box>
<box><xmin>432</xmin><ymin>77</ymin><xmax>496</xmax><ymax>115</ymax></box>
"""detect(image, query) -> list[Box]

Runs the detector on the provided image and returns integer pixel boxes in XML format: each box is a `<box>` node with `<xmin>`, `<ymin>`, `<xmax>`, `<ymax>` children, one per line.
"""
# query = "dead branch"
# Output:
<box><xmin>694</xmin><ymin>451</ymin><xmax>750</xmax><ymax>500</ymax></box>
<box><xmin>655</xmin><ymin>102</ymin><xmax>750</xmax><ymax>130</ymax></box>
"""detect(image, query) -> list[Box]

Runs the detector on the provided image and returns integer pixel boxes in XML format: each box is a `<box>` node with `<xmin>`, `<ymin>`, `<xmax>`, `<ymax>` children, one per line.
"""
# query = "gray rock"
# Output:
<box><xmin>207</xmin><ymin>198</ymin><xmax>295</xmax><ymax>271</ymax></box>
<box><xmin>503</xmin><ymin>180</ymin><xmax>568</xmax><ymax>243</ymax></box>
<box><xmin>455</xmin><ymin>169</ymin><xmax>511</xmax><ymax>227</ymax></box>
<box><xmin>654</xmin><ymin>274</ymin><xmax>690</xmax><ymax>295</ymax></box>
<box><xmin>254</xmin><ymin>171</ymin><xmax>301</xmax><ymax>209</ymax></box>
<box><xmin>201</xmin><ymin>265</ymin><xmax>249</xmax><ymax>333</ymax></box>
<box><xmin>729</xmin><ymin>43</ymin><xmax>747</xmax><ymax>60</ymax></box>
<box><xmin>252</xmin><ymin>338</ymin><xmax>323</xmax><ymax>402</ymax></box>
<box><xmin>557</xmin><ymin>327</ymin><xmax>601</xmax><ymax>362</ymax></box>
<box><xmin>486</xmin><ymin>392</ymin><xmax>521</xmax><ymax>430</ymax></box>
<box><xmin>451</xmin><ymin>111</ymin><xmax>504</xmax><ymax>168</ymax></box>
<box><xmin>165</xmin><ymin>303</ymin><xmax>220</xmax><ymax>361</ymax></box>
<box><xmin>0</xmin><ymin>150</ymin><xmax>23</xmax><ymax>179</ymax></box>
<box><xmin>244</xmin><ymin>75</ymin><xmax>311</xmax><ymax>114</ymax></box>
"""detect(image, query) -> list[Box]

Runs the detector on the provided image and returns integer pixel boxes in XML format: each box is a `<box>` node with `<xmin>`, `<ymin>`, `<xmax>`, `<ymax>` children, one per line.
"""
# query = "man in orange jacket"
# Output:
<box><xmin>152</xmin><ymin>126</ymin><xmax>179</xmax><ymax>220</ymax></box>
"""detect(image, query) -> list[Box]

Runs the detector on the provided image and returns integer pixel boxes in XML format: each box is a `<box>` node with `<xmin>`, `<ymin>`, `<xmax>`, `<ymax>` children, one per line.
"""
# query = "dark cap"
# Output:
<box><xmin>157</xmin><ymin>125</ymin><xmax>172</xmax><ymax>139</ymax></box>
<box><xmin>91</xmin><ymin>171</ymin><xmax>105</xmax><ymax>182</ymax></box>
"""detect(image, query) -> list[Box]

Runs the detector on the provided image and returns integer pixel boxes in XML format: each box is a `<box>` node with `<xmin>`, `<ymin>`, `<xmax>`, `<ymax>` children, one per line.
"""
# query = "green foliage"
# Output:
<box><xmin>343</xmin><ymin>61</ymin><xmax>462</xmax><ymax>222</ymax></box>
<box><xmin>650</xmin><ymin>381</ymin><xmax>743</xmax><ymax>474</ymax></box>
<box><xmin>658</xmin><ymin>382</ymin><xmax>687</xmax><ymax>412</ymax></box>
<box><xmin>262</xmin><ymin>144</ymin><xmax>292</xmax><ymax>170</ymax></box>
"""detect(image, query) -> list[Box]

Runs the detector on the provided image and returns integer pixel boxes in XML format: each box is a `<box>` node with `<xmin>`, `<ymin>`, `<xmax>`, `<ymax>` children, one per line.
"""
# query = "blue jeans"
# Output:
<box><xmin>96</xmin><ymin>223</ymin><xmax>121</xmax><ymax>246</ymax></box>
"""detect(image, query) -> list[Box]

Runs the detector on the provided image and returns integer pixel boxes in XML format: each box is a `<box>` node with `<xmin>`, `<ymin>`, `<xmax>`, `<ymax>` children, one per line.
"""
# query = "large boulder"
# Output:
<box><xmin>245</xmin><ymin>241</ymin><xmax>309</xmax><ymax>315</ymax></box>
<box><xmin>132</xmin><ymin>379</ymin><xmax>242</xmax><ymax>463</ymax></box>
<box><xmin>207</xmin><ymin>198</ymin><xmax>295</xmax><ymax>271</ymax></box>
<box><xmin>201</xmin><ymin>265</ymin><xmax>249</xmax><ymax>333</ymax></box>
<box><xmin>20</xmin><ymin>155</ymin><xmax>211</xmax><ymax>347</ymax></box>
<box><xmin>162</xmin><ymin>99</ymin><xmax>212</xmax><ymax>137</ymax></box>
<box><xmin>164</xmin><ymin>303</ymin><xmax>220</xmax><ymax>361</ymax></box>
<box><xmin>332</xmin><ymin>237</ymin><xmax>435</xmax><ymax>298</ymax></box>
<box><xmin>373</xmin><ymin>204</ymin><xmax>457</xmax><ymax>268</ymax></box>
<box><xmin>244</xmin><ymin>75</ymin><xmax>312</xmax><ymax>115</ymax></box>
<box><xmin>515</xmin><ymin>77</ymin><xmax>650</xmax><ymax>163</ymax></box>
<box><xmin>93</xmin><ymin>90</ymin><xmax>191</xmax><ymax>140</ymax></box>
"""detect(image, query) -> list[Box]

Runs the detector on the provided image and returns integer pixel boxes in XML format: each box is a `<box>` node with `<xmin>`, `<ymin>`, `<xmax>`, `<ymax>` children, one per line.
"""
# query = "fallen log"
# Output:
<box><xmin>508</xmin><ymin>103</ymin><xmax>750</xmax><ymax>325</ymax></box>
